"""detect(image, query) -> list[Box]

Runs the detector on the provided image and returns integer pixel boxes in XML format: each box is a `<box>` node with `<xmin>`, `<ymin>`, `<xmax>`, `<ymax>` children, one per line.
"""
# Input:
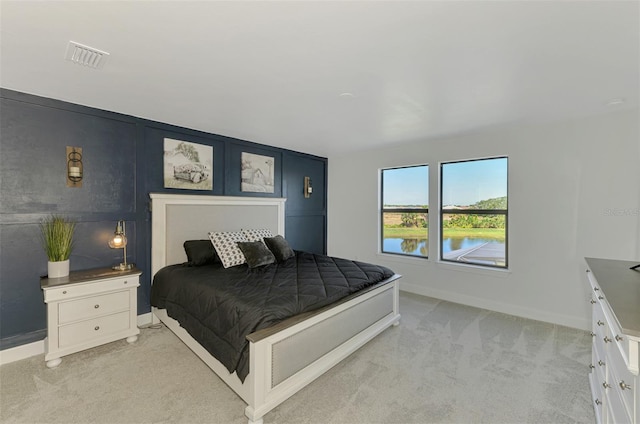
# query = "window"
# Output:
<box><xmin>381</xmin><ymin>165</ymin><xmax>429</xmax><ymax>258</ymax></box>
<box><xmin>440</xmin><ymin>157</ymin><xmax>508</xmax><ymax>268</ymax></box>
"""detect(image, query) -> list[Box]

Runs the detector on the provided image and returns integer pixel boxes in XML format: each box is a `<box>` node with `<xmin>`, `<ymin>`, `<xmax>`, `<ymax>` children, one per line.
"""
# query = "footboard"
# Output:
<box><xmin>245</xmin><ymin>275</ymin><xmax>401</xmax><ymax>423</ymax></box>
<box><xmin>153</xmin><ymin>275</ymin><xmax>400</xmax><ymax>424</ymax></box>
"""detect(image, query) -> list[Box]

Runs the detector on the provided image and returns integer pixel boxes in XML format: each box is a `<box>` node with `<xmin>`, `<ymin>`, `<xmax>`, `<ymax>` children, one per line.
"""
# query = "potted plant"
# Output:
<box><xmin>40</xmin><ymin>215</ymin><xmax>76</xmax><ymax>278</ymax></box>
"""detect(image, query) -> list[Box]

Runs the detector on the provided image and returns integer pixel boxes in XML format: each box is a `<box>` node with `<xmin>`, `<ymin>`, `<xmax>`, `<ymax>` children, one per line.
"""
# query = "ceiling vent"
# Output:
<box><xmin>64</xmin><ymin>41</ymin><xmax>109</xmax><ymax>69</ymax></box>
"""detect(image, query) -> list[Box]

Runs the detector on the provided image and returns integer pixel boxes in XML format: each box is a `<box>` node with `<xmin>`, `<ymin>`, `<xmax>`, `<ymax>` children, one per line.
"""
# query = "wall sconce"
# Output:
<box><xmin>108</xmin><ymin>220</ymin><xmax>134</xmax><ymax>270</ymax></box>
<box><xmin>66</xmin><ymin>146</ymin><xmax>83</xmax><ymax>188</ymax></box>
<box><xmin>304</xmin><ymin>176</ymin><xmax>312</xmax><ymax>198</ymax></box>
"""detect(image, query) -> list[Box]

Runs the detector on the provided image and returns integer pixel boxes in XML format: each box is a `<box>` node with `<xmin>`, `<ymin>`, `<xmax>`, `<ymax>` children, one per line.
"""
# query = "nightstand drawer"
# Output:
<box><xmin>58</xmin><ymin>290</ymin><xmax>130</xmax><ymax>324</ymax></box>
<box><xmin>44</xmin><ymin>276</ymin><xmax>138</xmax><ymax>303</ymax></box>
<box><xmin>59</xmin><ymin>311</ymin><xmax>130</xmax><ymax>348</ymax></box>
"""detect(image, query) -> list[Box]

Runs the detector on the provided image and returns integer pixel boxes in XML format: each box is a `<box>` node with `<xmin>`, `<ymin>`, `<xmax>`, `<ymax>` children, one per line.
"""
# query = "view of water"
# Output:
<box><xmin>383</xmin><ymin>237</ymin><xmax>504</xmax><ymax>257</ymax></box>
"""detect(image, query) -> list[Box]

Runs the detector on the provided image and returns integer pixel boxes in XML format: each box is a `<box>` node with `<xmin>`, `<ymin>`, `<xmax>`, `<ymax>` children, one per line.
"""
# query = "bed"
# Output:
<box><xmin>149</xmin><ymin>193</ymin><xmax>401</xmax><ymax>424</ymax></box>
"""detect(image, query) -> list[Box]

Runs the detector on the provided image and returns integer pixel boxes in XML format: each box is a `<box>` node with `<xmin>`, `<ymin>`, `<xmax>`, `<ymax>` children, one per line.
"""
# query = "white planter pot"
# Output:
<box><xmin>48</xmin><ymin>260</ymin><xmax>69</xmax><ymax>278</ymax></box>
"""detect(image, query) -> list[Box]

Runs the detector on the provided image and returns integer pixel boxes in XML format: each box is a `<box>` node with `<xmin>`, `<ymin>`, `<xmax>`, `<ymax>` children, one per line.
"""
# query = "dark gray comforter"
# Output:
<box><xmin>150</xmin><ymin>251</ymin><xmax>395</xmax><ymax>382</ymax></box>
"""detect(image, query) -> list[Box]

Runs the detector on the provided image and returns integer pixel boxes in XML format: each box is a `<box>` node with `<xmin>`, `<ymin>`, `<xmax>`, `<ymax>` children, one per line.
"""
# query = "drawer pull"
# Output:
<box><xmin>597</xmin><ymin>320</ymin><xmax>604</xmax><ymax>326</ymax></box>
<box><xmin>590</xmin><ymin>332</ymin><xmax>596</xmax><ymax>337</ymax></box>
<box><xmin>94</xmin><ymin>326</ymin><xmax>100</xmax><ymax>331</ymax></box>
<box><xmin>94</xmin><ymin>304</ymin><xmax>100</xmax><ymax>309</ymax></box>
<box><xmin>63</xmin><ymin>290</ymin><xmax>67</xmax><ymax>294</ymax></box>
<box><xmin>598</xmin><ymin>360</ymin><xmax>605</xmax><ymax>367</ymax></box>
<box><xmin>598</xmin><ymin>295</ymin><xmax>604</xmax><ymax>300</ymax></box>
<box><xmin>603</xmin><ymin>336</ymin><xmax>612</xmax><ymax>343</ymax></box>
<box><xmin>593</xmin><ymin>287</ymin><xmax>599</xmax><ymax>291</ymax></box>
<box><xmin>590</xmin><ymin>299</ymin><xmax>596</xmax><ymax>304</ymax></box>
<box><xmin>589</xmin><ymin>364</ymin><xmax>595</xmax><ymax>369</ymax></box>
<box><xmin>619</xmin><ymin>381</ymin><xmax>632</xmax><ymax>391</ymax></box>
<box><xmin>615</xmin><ymin>335</ymin><xmax>623</xmax><ymax>342</ymax></box>
<box><xmin>123</xmin><ymin>280</ymin><xmax>128</xmax><ymax>285</ymax></box>
<box><xmin>595</xmin><ymin>399</ymin><xmax>602</xmax><ymax>406</ymax></box>
<box><xmin>603</xmin><ymin>381</ymin><xmax>611</xmax><ymax>389</ymax></box>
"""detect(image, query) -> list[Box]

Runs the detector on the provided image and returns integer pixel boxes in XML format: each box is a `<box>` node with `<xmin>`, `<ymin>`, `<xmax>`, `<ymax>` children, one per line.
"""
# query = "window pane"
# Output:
<box><xmin>381</xmin><ymin>165</ymin><xmax>428</xmax><ymax>258</ymax></box>
<box><xmin>383</xmin><ymin>166</ymin><xmax>428</xmax><ymax>209</ymax></box>
<box><xmin>442</xmin><ymin>158</ymin><xmax>507</xmax><ymax>208</ymax></box>
<box><xmin>442</xmin><ymin>213</ymin><xmax>506</xmax><ymax>266</ymax></box>
<box><xmin>382</xmin><ymin>212</ymin><xmax>428</xmax><ymax>257</ymax></box>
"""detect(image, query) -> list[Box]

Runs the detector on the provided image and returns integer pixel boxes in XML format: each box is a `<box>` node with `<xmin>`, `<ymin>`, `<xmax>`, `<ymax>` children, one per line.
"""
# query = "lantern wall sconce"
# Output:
<box><xmin>108</xmin><ymin>220</ymin><xmax>135</xmax><ymax>271</ymax></box>
<box><xmin>304</xmin><ymin>176</ymin><xmax>312</xmax><ymax>198</ymax></box>
<box><xmin>66</xmin><ymin>146</ymin><xmax>83</xmax><ymax>187</ymax></box>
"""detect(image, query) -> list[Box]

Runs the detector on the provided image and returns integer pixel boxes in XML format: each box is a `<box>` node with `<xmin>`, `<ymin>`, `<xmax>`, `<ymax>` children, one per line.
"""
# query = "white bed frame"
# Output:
<box><xmin>150</xmin><ymin>193</ymin><xmax>401</xmax><ymax>424</ymax></box>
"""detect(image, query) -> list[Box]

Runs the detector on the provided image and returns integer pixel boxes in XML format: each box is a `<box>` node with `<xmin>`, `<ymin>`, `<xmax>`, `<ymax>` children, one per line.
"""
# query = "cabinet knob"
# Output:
<box><xmin>598</xmin><ymin>360</ymin><xmax>605</xmax><ymax>367</ymax></box>
<box><xmin>123</xmin><ymin>280</ymin><xmax>128</xmax><ymax>284</ymax></box>
<box><xmin>619</xmin><ymin>381</ymin><xmax>632</xmax><ymax>391</ymax></box>
<box><xmin>597</xmin><ymin>320</ymin><xmax>604</xmax><ymax>326</ymax></box>
<box><xmin>94</xmin><ymin>326</ymin><xmax>100</xmax><ymax>331</ymax></box>
<box><xmin>94</xmin><ymin>304</ymin><xmax>100</xmax><ymax>309</ymax></box>
<box><xmin>590</xmin><ymin>299</ymin><xmax>597</xmax><ymax>304</ymax></box>
<box><xmin>598</xmin><ymin>295</ymin><xmax>604</xmax><ymax>300</ymax></box>
<box><xmin>603</xmin><ymin>381</ymin><xmax>611</xmax><ymax>389</ymax></box>
<box><xmin>595</xmin><ymin>399</ymin><xmax>602</xmax><ymax>406</ymax></box>
<box><xmin>62</xmin><ymin>290</ymin><xmax>67</xmax><ymax>294</ymax></box>
<box><xmin>593</xmin><ymin>287</ymin><xmax>599</xmax><ymax>291</ymax></box>
<box><xmin>589</xmin><ymin>364</ymin><xmax>595</xmax><ymax>369</ymax></box>
<box><xmin>615</xmin><ymin>335</ymin><xmax>623</xmax><ymax>342</ymax></box>
<box><xmin>590</xmin><ymin>332</ymin><xmax>596</xmax><ymax>337</ymax></box>
<box><xmin>603</xmin><ymin>336</ymin><xmax>612</xmax><ymax>343</ymax></box>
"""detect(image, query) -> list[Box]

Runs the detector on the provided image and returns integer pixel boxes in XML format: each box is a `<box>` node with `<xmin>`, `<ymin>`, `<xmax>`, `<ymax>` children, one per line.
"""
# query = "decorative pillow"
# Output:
<box><xmin>208</xmin><ymin>231</ymin><xmax>248</xmax><ymax>268</ymax></box>
<box><xmin>241</xmin><ymin>228</ymin><xmax>274</xmax><ymax>243</ymax></box>
<box><xmin>237</xmin><ymin>241</ymin><xmax>276</xmax><ymax>268</ymax></box>
<box><xmin>264</xmin><ymin>235</ymin><xmax>295</xmax><ymax>262</ymax></box>
<box><xmin>183</xmin><ymin>240</ymin><xmax>219</xmax><ymax>266</ymax></box>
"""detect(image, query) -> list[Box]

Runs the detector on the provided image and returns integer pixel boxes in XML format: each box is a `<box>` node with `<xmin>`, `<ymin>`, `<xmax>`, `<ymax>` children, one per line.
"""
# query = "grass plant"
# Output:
<box><xmin>40</xmin><ymin>215</ymin><xmax>76</xmax><ymax>262</ymax></box>
<box><xmin>383</xmin><ymin>226</ymin><xmax>505</xmax><ymax>240</ymax></box>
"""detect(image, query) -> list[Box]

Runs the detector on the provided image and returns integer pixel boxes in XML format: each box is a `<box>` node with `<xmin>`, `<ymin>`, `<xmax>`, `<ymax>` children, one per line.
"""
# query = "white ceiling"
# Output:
<box><xmin>1</xmin><ymin>1</ymin><xmax>638</xmax><ymax>157</ymax></box>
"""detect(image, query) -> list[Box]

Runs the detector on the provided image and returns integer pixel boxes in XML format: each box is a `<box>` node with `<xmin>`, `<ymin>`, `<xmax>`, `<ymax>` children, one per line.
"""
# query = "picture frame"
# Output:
<box><xmin>241</xmin><ymin>152</ymin><xmax>275</xmax><ymax>193</ymax></box>
<box><xmin>163</xmin><ymin>138</ymin><xmax>213</xmax><ymax>190</ymax></box>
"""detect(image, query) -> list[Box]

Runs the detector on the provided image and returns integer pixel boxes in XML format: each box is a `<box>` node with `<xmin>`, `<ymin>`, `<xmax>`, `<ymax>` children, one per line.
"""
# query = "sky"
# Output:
<box><xmin>383</xmin><ymin>158</ymin><xmax>508</xmax><ymax>207</ymax></box>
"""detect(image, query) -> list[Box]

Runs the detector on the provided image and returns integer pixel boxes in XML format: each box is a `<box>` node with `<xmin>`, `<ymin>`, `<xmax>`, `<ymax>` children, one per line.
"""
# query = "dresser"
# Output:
<box><xmin>41</xmin><ymin>267</ymin><xmax>141</xmax><ymax>368</ymax></box>
<box><xmin>586</xmin><ymin>257</ymin><xmax>640</xmax><ymax>424</ymax></box>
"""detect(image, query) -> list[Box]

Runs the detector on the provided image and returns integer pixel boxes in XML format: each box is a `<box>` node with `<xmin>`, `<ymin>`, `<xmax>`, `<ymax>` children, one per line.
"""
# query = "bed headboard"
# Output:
<box><xmin>149</xmin><ymin>193</ymin><xmax>286</xmax><ymax>278</ymax></box>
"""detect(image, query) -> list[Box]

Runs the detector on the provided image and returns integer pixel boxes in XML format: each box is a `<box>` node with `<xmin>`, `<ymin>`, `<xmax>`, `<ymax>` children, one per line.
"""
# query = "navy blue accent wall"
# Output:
<box><xmin>0</xmin><ymin>89</ymin><xmax>327</xmax><ymax>350</ymax></box>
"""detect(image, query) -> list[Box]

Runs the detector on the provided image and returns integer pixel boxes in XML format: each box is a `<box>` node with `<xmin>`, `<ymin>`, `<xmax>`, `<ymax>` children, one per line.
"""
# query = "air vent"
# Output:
<box><xmin>65</xmin><ymin>41</ymin><xmax>109</xmax><ymax>69</ymax></box>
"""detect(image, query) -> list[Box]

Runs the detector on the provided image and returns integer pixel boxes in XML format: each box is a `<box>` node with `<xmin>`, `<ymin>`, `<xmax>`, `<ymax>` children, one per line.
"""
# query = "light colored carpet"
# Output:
<box><xmin>1</xmin><ymin>292</ymin><xmax>594</xmax><ymax>424</ymax></box>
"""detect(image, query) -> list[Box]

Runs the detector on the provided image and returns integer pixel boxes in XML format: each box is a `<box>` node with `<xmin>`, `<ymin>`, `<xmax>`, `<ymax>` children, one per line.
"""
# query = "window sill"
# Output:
<box><xmin>376</xmin><ymin>252</ymin><xmax>429</xmax><ymax>265</ymax></box>
<box><xmin>435</xmin><ymin>260</ymin><xmax>511</xmax><ymax>277</ymax></box>
<box><xmin>376</xmin><ymin>252</ymin><xmax>511</xmax><ymax>277</ymax></box>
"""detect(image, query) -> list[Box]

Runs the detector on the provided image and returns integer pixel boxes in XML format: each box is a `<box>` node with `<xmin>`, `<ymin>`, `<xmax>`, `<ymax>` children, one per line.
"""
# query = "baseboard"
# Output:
<box><xmin>137</xmin><ymin>312</ymin><xmax>153</xmax><ymax>327</ymax></box>
<box><xmin>0</xmin><ymin>339</ymin><xmax>44</xmax><ymax>366</ymax></box>
<box><xmin>399</xmin><ymin>281</ymin><xmax>591</xmax><ymax>331</ymax></box>
<box><xmin>1</xmin><ymin>313</ymin><xmax>155</xmax><ymax>366</ymax></box>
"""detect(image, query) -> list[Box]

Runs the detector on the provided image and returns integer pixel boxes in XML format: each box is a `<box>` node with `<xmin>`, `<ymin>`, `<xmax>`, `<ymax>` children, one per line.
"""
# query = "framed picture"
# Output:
<box><xmin>164</xmin><ymin>138</ymin><xmax>213</xmax><ymax>190</ymax></box>
<box><xmin>241</xmin><ymin>152</ymin><xmax>275</xmax><ymax>193</ymax></box>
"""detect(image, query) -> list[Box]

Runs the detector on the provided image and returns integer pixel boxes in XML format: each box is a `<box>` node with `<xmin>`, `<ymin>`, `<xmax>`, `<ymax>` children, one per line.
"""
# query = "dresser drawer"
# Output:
<box><xmin>593</xmin><ymin>346</ymin><xmax>607</xmax><ymax>386</ymax></box>
<box><xmin>58</xmin><ymin>311</ymin><xmax>130</xmax><ymax>348</ymax></box>
<box><xmin>608</xmin><ymin>378</ymin><xmax>633</xmax><ymax>424</ymax></box>
<box><xmin>609</xmin><ymin>346</ymin><xmax>636</xmax><ymax>419</ymax></box>
<box><xmin>589</xmin><ymin>371</ymin><xmax>606</xmax><ymax>424</ymax></box>
<box><xmin>58</xmin><ymin>290</ymin><xmax>130</xmax><ymax>324</ymax></box>
<box><xmin>44</xmin><ymin>276</ymin><xmax>138</xmax><ymax>303</ymax></box>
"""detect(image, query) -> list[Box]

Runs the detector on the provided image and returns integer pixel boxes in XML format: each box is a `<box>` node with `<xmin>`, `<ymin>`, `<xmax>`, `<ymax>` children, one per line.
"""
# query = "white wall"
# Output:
<box><xmin>328</xmin><ymin>109</ymin><xmax>639</xmax><ymax>331</ymax></box>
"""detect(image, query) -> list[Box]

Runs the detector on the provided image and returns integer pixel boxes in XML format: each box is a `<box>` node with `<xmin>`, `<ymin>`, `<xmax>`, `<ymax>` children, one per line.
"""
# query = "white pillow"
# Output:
<box><xmin>241</xmin><ymin>228</ymin><xmax>274</xmax><ymax>243</ymax></box>
<box><xmin>208</xmin><ymin>231</ymin><xmax>248</xmax><ymax>268</ymax></box>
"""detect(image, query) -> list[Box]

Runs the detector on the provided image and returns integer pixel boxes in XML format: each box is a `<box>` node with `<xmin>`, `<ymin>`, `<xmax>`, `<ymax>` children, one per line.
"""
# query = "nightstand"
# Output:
<box><xmin>41</xmin><ymin>267</ymin><xmax>141</xmax><ymax>368</ymax></box>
